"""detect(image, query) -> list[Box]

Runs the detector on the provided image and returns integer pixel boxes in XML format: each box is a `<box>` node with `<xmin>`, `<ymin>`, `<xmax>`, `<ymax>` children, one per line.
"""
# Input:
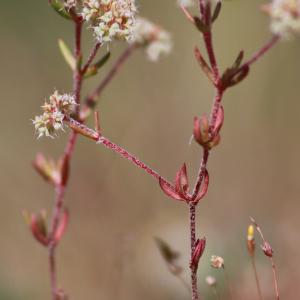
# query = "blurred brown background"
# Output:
<box><xmin>1</xmin><ymin>0</ymin><xmax>300</xmax><ymax>299</ymax></box>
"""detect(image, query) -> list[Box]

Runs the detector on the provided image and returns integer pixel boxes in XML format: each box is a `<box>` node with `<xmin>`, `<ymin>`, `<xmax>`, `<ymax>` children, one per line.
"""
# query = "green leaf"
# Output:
<box><xmin>212</xmin><ymin>2</ymin><xmax>222</xmax><ymax>23</ymax></box>
<box><xmin>50</xmin><ymin>0</ymin><xmax>72</xmax><ymax>20</ymax></box>
<box><xmin>84</xmin><ymin>52</ymin><xmax>111</xmax><ymax>78</ymax></box>
<box><xmin>58</xmin><ymin>39</ymin><xmax>76</xmax><ymax>71</ymax></box>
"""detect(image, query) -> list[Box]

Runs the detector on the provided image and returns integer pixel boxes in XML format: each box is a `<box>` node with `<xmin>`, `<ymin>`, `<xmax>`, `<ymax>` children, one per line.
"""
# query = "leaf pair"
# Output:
<box><xmin>159</xmin><ymin>164</ymin><xmax>209</xmax><ymax>204</ymax></box>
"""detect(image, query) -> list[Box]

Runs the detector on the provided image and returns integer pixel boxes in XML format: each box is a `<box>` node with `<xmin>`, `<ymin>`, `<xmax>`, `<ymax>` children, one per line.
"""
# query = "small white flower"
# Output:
<box><xmin>210</xmin><ymin>255</ymin><xmax>224</xmax><ymax>269</ymax></box>
<box><xmin>64</xmin><ymin>0</ymin><xmax>77</xmax><ymax>9</ymax></box>
<box><xmin>33</xmin><ymin>91</ymin><xmax>76</xmax><ymax>138</ymax></box>
<box><xmin>265</xmin><ymin>0</ymin><xmax>300</xmax><ymax>38</ymax></box>
<box><xmin>82</xmin><ymin>0</ymin><xmax>137</xmax><ymax>43</ymax></box>
<box><xmin>132</xmin><ymin>17</ymin><xmax>172</xmax><ymax>62</ymax></box>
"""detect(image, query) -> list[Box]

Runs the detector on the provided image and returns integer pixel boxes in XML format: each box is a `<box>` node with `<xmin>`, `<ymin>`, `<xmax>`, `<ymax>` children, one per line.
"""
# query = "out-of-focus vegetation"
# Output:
<box><xmin>1</xmin><ymin>1</ymin><xmax>300</xmax><ymax>299</ymax></box>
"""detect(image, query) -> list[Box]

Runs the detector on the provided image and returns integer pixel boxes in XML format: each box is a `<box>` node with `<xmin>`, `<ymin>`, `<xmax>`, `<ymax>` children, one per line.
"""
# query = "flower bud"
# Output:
<box><xmin>261</xmin><ymin>241</ymin><xmax>274</xmax><ymax>257</ymax></box>
<box><xmin>247</xmin><ymin>224</ymin><xmax>256</xmax><ymax>256</ymax></box>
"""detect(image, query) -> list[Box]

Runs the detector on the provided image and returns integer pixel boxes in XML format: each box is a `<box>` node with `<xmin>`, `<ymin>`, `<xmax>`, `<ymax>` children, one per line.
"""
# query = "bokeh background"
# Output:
<box><xmin>1</xmin><ymin>0</ymin><xmax>300</xmax><ymax>299</ymax></box>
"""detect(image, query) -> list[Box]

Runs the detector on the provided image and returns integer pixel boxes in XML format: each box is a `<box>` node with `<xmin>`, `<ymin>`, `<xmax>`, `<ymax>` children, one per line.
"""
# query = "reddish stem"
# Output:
<box><xmin>242</xmin><ymin>35</ymin><xmax>280</xmax><ymax>69</ymax></box>
<box><xmin>81</xmin><ymin>42</ymin><xmax>102</xmax><ymax>75</ymax></box>
<box><xmin>85</xmin><ymin>43</ymin><xmax>137</xmax><ymax>109</ymax></box>
<box><xmin>189</xmin><ymin>203</ymin><xmax>199</xmax><ymax>300</ymax></box>
<box><xmin>47</xmin><ymin>19</ymin><xmax>83</xmax><ymax>300</ymax></box>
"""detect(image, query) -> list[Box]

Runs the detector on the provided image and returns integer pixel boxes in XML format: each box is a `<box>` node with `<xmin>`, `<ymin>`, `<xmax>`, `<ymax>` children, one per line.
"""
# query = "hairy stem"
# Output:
<box><xmin>189</xmin><ymin>203</ymin><xmax>199</xmax><ymax>300</ymax></box>
<box><xmin>47</xmin><ymin>19</ymin><xmax>83</xmax><ymax>300</ymax></box>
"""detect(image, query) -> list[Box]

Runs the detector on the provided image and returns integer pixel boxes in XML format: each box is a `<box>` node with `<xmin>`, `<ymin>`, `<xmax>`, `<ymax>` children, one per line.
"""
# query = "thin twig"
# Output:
<box><xmin>81</xmin><ymin>42</ymin><xmax>102</xmax><ymax>75</ymax></box>
<box><xmin>47</xmin><ymin>19</ymin><xmax>83</xmax><ymax>300</ymax></box>
<box><xmin>242</xmin><ymin>35</ymin><xmax>280</xmax><ymax>69</ymax></box>
<box><xmin>251</xmin><ymin>255</ymin><xmax>264</xmax><ymax>300</ymax></box>
<box><xmin>84</xmin><ymin>43</ymin><xmax>137</xmax><ymax>110</ymax></box>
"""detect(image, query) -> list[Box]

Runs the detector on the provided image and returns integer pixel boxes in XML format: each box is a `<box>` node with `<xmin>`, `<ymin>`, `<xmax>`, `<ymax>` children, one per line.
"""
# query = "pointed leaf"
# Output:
<box><xmin>54</xmin><ymin>208</ymin><xmax>69</xmax><ymax>244</ymax></box>
<box><xmin>194</xmin><ymin>47</ymin><xmax>215</xmax><ymax>84</ymax></box>
<box><xmin>232</xmin><ymin>50</ymin><xmax>244</xmax><ymax>70</ymax></box>
<box><xmin>50</xmin><ymin>1</ymin><xmax>72</xmax><ymax>20</ymax></box>
<box><xmin>175</xmin><ymin>164</ymin><xmax>190</xmax><ymax>200</ymax></box>
<box><xmin>30</xmin><ymin>214</ymin><xmax>49</xmax><ymax>246</ymax></box>
<box><xmin>193</xmin><ymin>17</ymin><xmax>209</xmax><ymax>33</ymax></box>
<box><xmin>190</xmin><ymin>238</ymin><xmax>206</xmax><ymax>270</ymax></box>
<box><xmin>214</xmin><ymin>105</ymin><xmax>224</xmax><ymax>134</ymax></box>
<box><xmin>212</xmin><ymin>2</ymin><xmax>222</xmax><ymax>23</ymax></box>
<box><xmin>58</xmin><ymin>39</ymin><xmax>76</xmax><ymax>71</ymax></box>
<box><xmin>159</xmin><ymin>178</ymin><xmax>182</xmax><ymax>201</ymax></box>
<box><xmin>154</xmin><ymin>237</ymin><xmax>180</xmax><ymax>264</ymax></box>
<box><xmin>194</xmin><ymin>170</ymin><xmax>209</xmax><ymax>203</ymax></box>
<box><xmin>84</xmin><ymin>52</ymin><xmax>111</xmax><ymax>78</ymax></box>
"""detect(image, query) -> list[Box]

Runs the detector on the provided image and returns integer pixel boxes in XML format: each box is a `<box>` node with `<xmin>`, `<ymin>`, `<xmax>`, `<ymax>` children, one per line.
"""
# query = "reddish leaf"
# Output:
<box><xmin>159</xmin><ymin>178</ymin><xmax>182</xmax><ymax>201</ymax></box>
<box><xmin>194</xmin><ymin>170</ymin><xmax>209</xmax><ymax>203</ymax></box>
<box><xmin>30</xmin><ymin>215</ymin><xmax>49</xmax><ymax>246</ymax></box>
<box><xmin>194</xmin><ymin>47</ymin><xmax>215</xmax><ymax>84</ymax></box>
<box><xmin>54</xmin><ymin>208</ymin><xmax>69</xmax><ymax>244</ymax></box>
<box><xmin>190</xmin><ymin>238</ymin><xmax>206</xmax><ymax>270</ymax></box>
<box><xmin>193</xmin><ymin>116</ymin><xmax>202</xmax><ymax>144</ymax></box>
<box><xmin>214</xmin><ymin>105</ymin><xmax>224</xmax><ymax>134</ymax></box>
<box><xmin>175</xmin><ymin>163</ymin><xmax>190</xmax><ymax>200</ymax></box>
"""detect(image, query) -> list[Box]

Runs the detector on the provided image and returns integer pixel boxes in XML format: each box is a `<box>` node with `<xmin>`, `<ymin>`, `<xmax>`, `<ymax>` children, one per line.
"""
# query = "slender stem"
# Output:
<box><xmin>189</xmin><ymin>203</ymin><xmax>199</xmax><ymax>300</ymax></box>
<box><xmin>203</xmin><ymin>31</ymin><xmax>219</xmax><ymax>80</ymax></box>
<box><xmin>65</xmin><ymin>116</ymin><xmax>173</xmax><ymax>188</ymax></box>
<box><xmin>251</xmin><ymin>256</ymin><xmax>264</xmax><ymax>300</ymax></box>
<box><xmin>242</xmin><ymin>35</ymin><xmax>280</xmax><ymax>69</ymax></box>
<box><xmin>223</xmin><ymin>267</ymin><xmax>233</xmax><ymax>300</ymax></box>
<box><xmin>212</xmin><ymin>286</ymin><xmax>221</xmax><ymax>300</ymax></box>
<box><xmin>85</xmin><ymin>43</ymin><xmax>137</xmax><ymax>109</ymax></box>
<box><xmin>81</xmin><ymin>42</ymin><xmax>102</xmax><ymax>75</ymax></box>
<box><xmin>271</xmin><ymin>258</ymin><xmax>280</xmax><ymax>300</ymax></box>
<box><xmin>47</xmin><ymin>19</ymin><xmax>83</xmax><ymax>300</ymax></box>
<box><xmin>180</xmin><ymin>5</ymin><xmax>195</xmax><ymax>24</ymax></box>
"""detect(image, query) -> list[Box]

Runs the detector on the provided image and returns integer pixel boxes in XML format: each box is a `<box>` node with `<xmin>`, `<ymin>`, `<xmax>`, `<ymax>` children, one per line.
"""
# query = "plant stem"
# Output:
<box><xmin>84</xmin><ymin>43</ymin><xmax>137</xmax><ymax>109</ymax></box>
<box><xmin>47</xmin><ymin>19</ymin><xmax>83</xmax><ymax>300</ymax></box>
<box><xmin>223</xmin><ymin>267</ymin><xmax>233</xmax><ymax>300</ymax></box>
<box><xmin>212</xmin><ymin>286</ymin><xmax>221</xmax><ymax>300</ymax></box>
<box><xmin>271</xmin><ymin>258</ymin><xmax>280</xmax><ymax>300</ymax></box>
<box><xmin>81</xmin><ymin>42</ymin><xmax>102</xmax><ymax>75</ymax></box>
<box><xmin>250</xmin><ymin>255</ymin><xmax>264</xmax><ymax>300</ymax></box>
<box><xmin>242</xmin><ymin>35</ymin><xmax>280</xmax><ymax>69</ymax></box>
<box><xmin>189</xmin><ymin>203</ymin><xmax>199</xmax><ymax>300</ymax></box>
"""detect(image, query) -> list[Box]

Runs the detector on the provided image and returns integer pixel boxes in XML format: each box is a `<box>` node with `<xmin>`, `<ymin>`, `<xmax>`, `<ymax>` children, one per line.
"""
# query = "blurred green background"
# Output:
<box><xmin>1</xmin><ymin>0</ymin><xmax>300</xmax><ymax>299</ymax></box>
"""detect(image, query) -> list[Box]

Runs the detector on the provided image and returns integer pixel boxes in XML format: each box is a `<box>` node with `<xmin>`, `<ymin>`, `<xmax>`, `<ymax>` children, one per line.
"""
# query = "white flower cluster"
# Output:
<box><xmin>132</xmin><ymin>17</ymin><xmax>172</xmax><ymax>62</ymax></box>
<box><xmin>64</xmin><ymin>0</ymin><xmax>77</xmax><ymax>9</ymax></box>
<box><xmin>267</xmin><ymin>0</ymin><xmax>300</xmax><ymax>37</ymax></box>
<box><xmin>82</xmin><ymin>0</ymin><xmax>137</xmax><ymax>43</ymax></box>
<box><xmin>33</xmin><ymin>91</ymin><xmax>76</xmax><ymax>138</ymax></box>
